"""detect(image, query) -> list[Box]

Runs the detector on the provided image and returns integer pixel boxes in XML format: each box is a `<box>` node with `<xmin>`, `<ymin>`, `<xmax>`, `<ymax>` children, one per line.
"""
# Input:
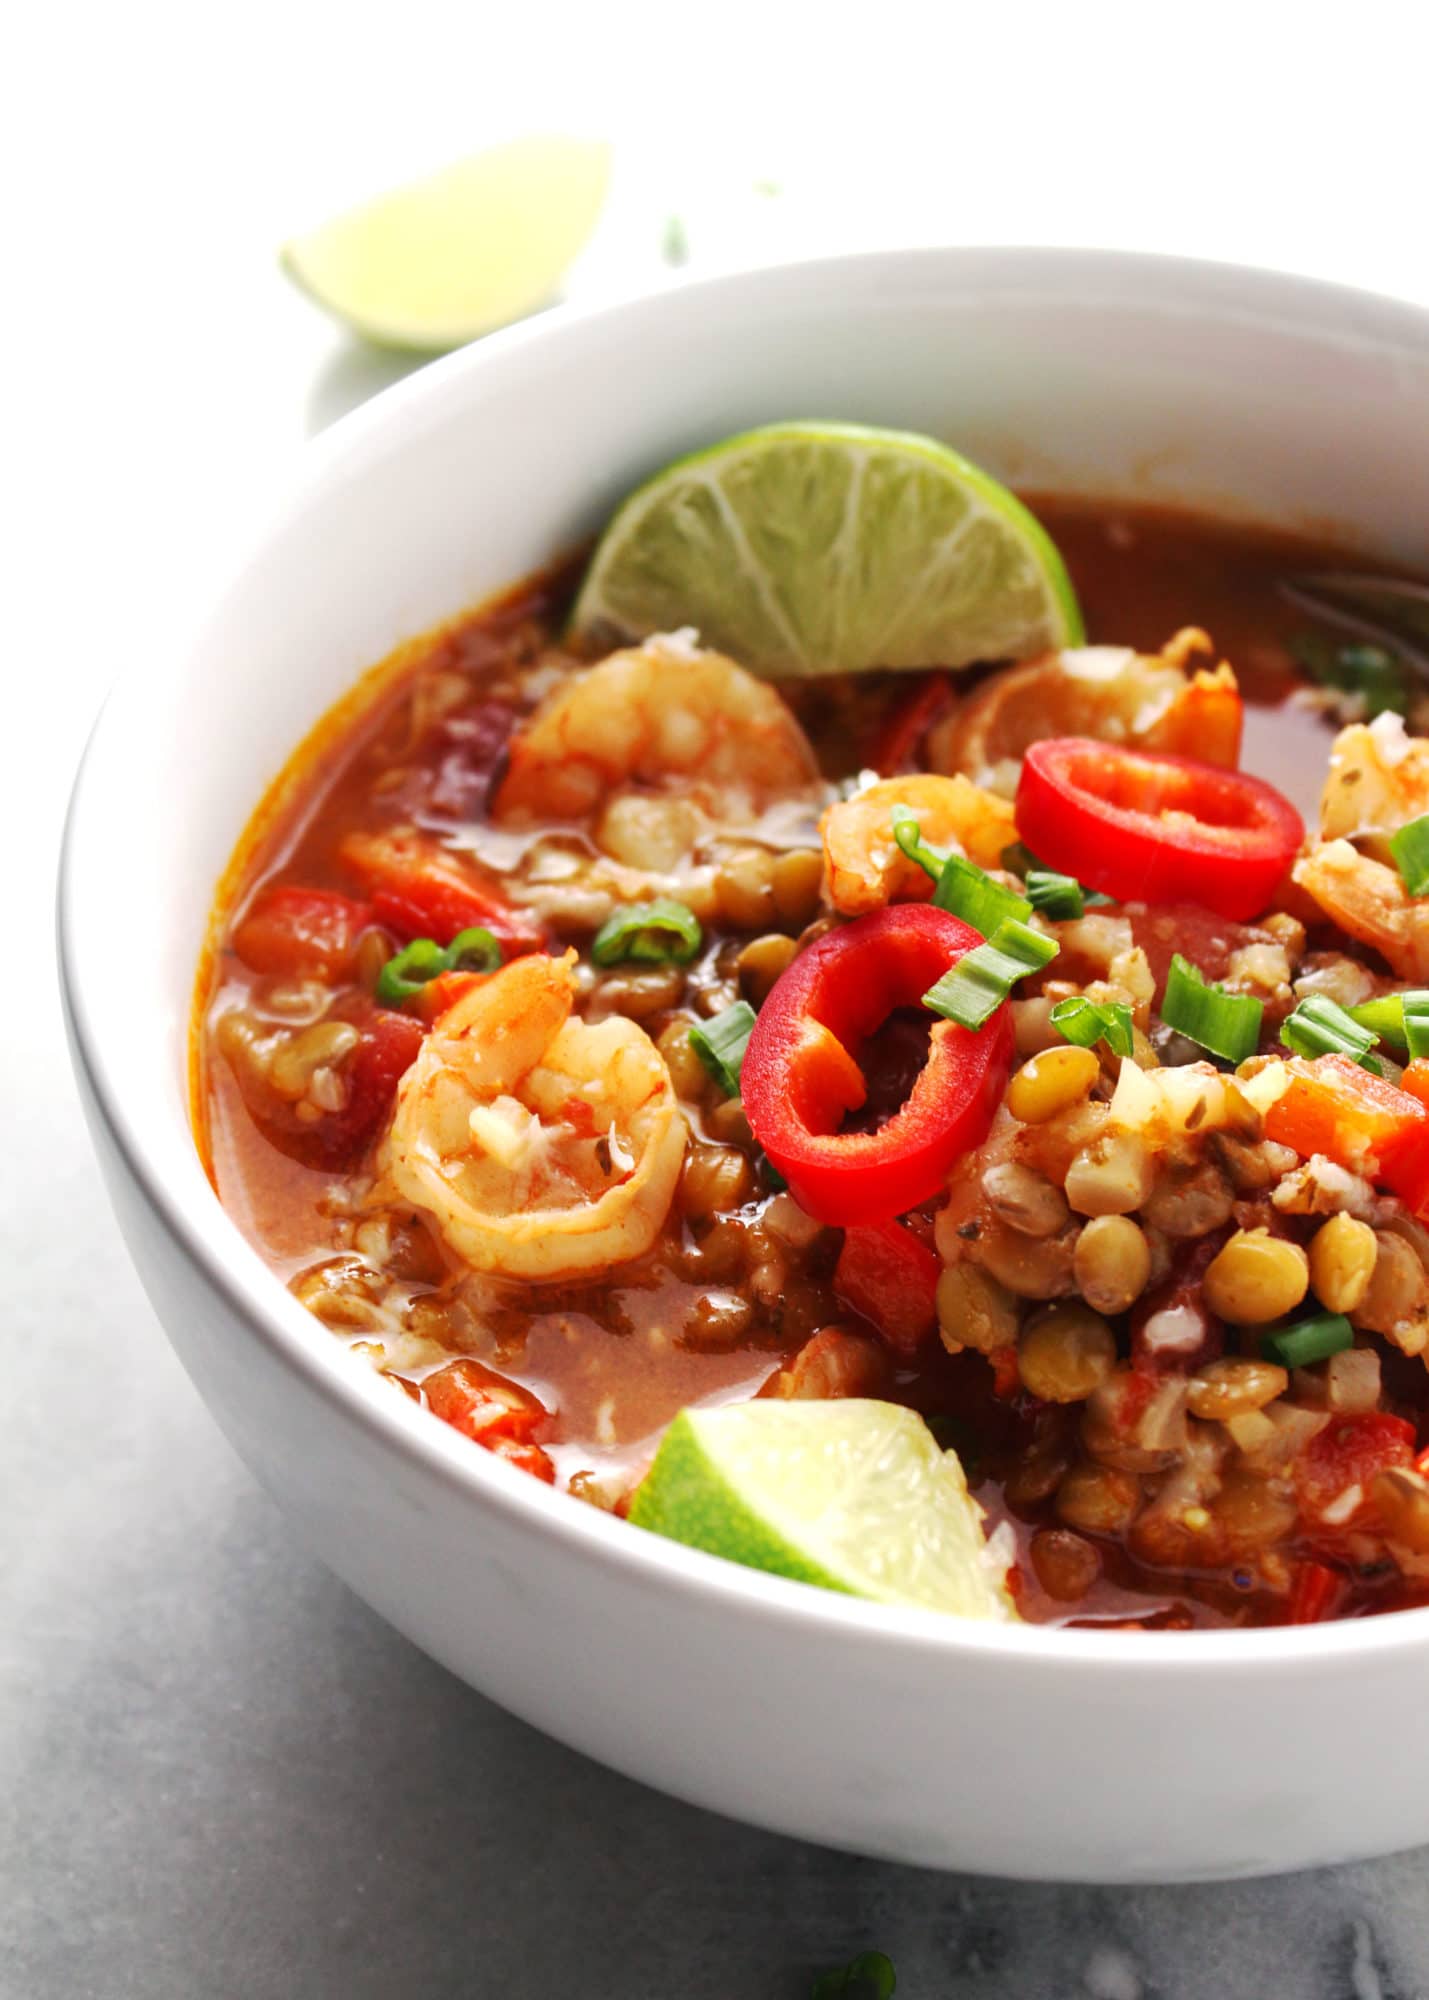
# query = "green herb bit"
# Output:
<box><xmin>591</xmin><ymin>897</ymin><xmax>702</xmax><ymax>968</ymax></box>
<box><xmin>922</xmin><ymin>919</ymin><xmax>1059</xmax><ymax>1030</ymax></box>
<box><xmin>890</xmin><ymin>804</ymin><xmax>948</xmax><ymax>882</ymax></box>
<box><xmin>1025</xmin><ymin>867</ymin><xmax>1085</xmax><ymax>920</ymax></box>
<box><xmin>932</xmin><ymin>853</ymin><xmax>1031</xmax><ymax>937</ymax></box>
<box><xmin>1348</xmin><ymin>989</ymin><xmax>1429</xmax><ymax>1058</ymax></box>
<box><xmin>1290</xmin><ymin>632</ymin><xmax>1411</xmax><ymax>721</ymax></box>
<box><xmin>1050</xmin><ymin>993</ymin><xmax>1134</xmax><ymax>1059</ymax></box>
<box><xmin>376</xmin><ymin>937</ymin><xmax>450</xmax><ymax>1005</ymax></box>
<box><xmin>444</xmin><ymin>926</ymin><xmax>501</xmax><ymax>974</ymax></box>
<box><xmin>1261</xmin><ymin>1311</ymin><xmax>1355</xmax><ymax>1370</ymax></box>
<box><xmin>689</xmin><ymin>1000</ymin><xmax>758</xmax><ymax>1097</ymax></box>
<box><xmin>1161</xmin><ymin>954</ymin><xmax>1264</xmax><ymax>1064</ymax></box>
<box><xmin>1391</xmin><ymin>814</ymin><xmax>1429</xmax><ymax>898</ymax></box>
<box><xmin>1280</xmin><ymin>992</ymin><xmax>1383</xmax><ymax>1074</ymax></box>
<box><xmin>812</xmin><ymin>1951</ymin><xmax>897</xmax><ymax>2000</ymax></box>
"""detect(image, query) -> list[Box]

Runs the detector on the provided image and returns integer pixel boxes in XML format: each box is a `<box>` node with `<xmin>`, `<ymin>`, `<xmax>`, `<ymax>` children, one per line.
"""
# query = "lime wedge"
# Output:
<box><xmin>569</xmin><ymin>421</ymin><xmax>1083</xmax><ymax>677</ymax></box>
<box><xmin>281</xmin><ymin>137</ymin><xmax>612</xmax><ymax>351</ymax></box>
<box><xmin>628</xmin><ymin>1399</ymin><xmax>1014</xmax><ymax>1619</ymax></box>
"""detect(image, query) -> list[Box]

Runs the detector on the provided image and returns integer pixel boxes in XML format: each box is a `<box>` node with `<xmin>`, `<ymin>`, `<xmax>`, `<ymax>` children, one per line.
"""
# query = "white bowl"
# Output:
<box><xmin>60</xmin><ymin>249</ymin><xmax>1429</xmax><ymax>1882</ymax></box>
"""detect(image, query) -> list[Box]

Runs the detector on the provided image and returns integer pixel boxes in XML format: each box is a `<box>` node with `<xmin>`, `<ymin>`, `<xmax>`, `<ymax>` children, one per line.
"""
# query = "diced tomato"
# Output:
<box><xmin>1129</xmin><ymin>1232</ymin><xmax>1227</xmax><ymax>1373</ymax></box>
<box><xmin>339</xmin><ymin>829</ymin><xmax>544</xmax><ymax>953</ymax></box>
<box><xmin>871</xmin><ymin>672</ymin><xmax>954</xmax><ymax>776</ymax></box>
<box><xmin>1294</xmin><ymin>1410</ymin><xmax>1416</xmax><ymax>1529</ymax></box>
<box><xmin>299</xmin><ymin>1008</ymin><xmax>423</xmax><ymax>1168</ymax></box>
<box><xmin>232</xmin><ymin>886</ymin><xmax>374</xmax><ymax>980</ymax></box>
<box><xmin>1264</xmin><ymin>1054</ymin><xmax>1428</xmax><ymax>1182</ymax></box>
<box><xmin>833</xmin><ymin>1217</ymin><xmax>941</xmax><ymax>1355</ymax></box>
<box><xmin>423</xmin><ymin>1358</ymin><xmax>556</xmax><ymax>1482</ymax></box>
<box><xmin>1285</xmin><ymin>1559</ymin><xmax>1342</xmax><ymax>1625</ymax></box>
<box><xmin>1016</xmin><ymin>738</ymin><xmax>1303</xmax><ymax>922</ymax></box>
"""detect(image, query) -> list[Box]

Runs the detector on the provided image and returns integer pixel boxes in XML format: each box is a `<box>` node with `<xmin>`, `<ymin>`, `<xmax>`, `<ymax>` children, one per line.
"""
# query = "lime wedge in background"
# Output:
<box><xmin>570</xmin><ymin>421</ymin><xmax>1083</xmax><ymax>677</ymax></box>
<box><xmin>628</xmin><ymin>1399</ymin><xmax>1015</xmax><ymax>1619</ymax></box>
<box><xmin>281</xmin><ymin>136</ymin><xmax>612</xmax><ymax>351</ymax></box>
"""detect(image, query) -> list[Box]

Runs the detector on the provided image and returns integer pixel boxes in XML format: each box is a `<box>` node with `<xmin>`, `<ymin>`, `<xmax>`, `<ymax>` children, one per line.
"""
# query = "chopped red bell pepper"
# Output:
<box><xmin>339</xmin><ymin>828</ymin><xmax>544</xmax><ymax>952</ymax></box>
<box><xmin>1285</xmin><ymin>1559</ymin><xmax>1342</xmax><ymax>1625</ymax></box>
<box><xmin>233</xmin><ymin>885</ymin><xmax>375</xmax><ymax>980</ymax></box>
<box><xmin>833</xmin><ymin>1218</ymin><xmax>941</xmax><ymax>1354</ymax></box>
<box><xmin>741</xmin><ymin>904</ymin><xmax>1014</xmax><ymax>1225</ymax></box>
<box><xmin>423</xmin><ymin>1358</ymin><xmax>557</xmax><ymax>1483</ymax></box>
<box><xmin>1264</xmin><ymin>1053</ymin><xmax>1428</xmax><ymax>1183</ymax></box>
<box><xmin>1015</xmin><ymin>737</ymin><xmax>1303</xmax><ymax>922</ymax></box>
<box><xmin>871</xmin><ymin>672</ymin><xmax>954</xmax><ymax>776</ymax></box>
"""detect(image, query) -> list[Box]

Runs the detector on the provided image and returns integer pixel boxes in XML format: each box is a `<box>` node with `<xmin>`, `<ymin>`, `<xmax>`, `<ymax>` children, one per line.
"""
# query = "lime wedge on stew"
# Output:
<box><xmin>281</xmin><ymin>136</ymin><xmax>612</xmax><ymax>351</ymax></box>
<box><xmin>569</xmin><ymin>421</ymin><xmax>1083</xmax><ymax>677</ymax></box>
<box><xmin>628</xmin><ymin>1399</ymin><xmax>1014</xmax><ymax>1618</ymax></box>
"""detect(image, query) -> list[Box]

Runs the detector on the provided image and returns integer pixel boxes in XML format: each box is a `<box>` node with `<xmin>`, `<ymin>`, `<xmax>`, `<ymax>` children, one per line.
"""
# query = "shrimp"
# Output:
<box><xmin>376</xmin><ymin>952</ymin><xmax>686</xmax><ymax>1281</ymax></box>
<box><xmin>1295</xmin><ymin>718</ymin><xmax>1429</xmax><ymax>980</ymax></box>
<box><xmin>493</xmin><ymin>631</ymin><xmax>821</xmax><ymax>848</ymax></box>
<box><xmin>928</xmin><ymin>631</ymin><xmax>1242</xmax><ymax>793</ymax></box>
<box><xmin>820</xmin><ymin>773</ymin><xmax>1018</xmax><ymax>916</ymax></box>
<box><xmin>1317</xmin><ymin>714</ymin><xmax>1429</xmax><ymax>852</ymax></box>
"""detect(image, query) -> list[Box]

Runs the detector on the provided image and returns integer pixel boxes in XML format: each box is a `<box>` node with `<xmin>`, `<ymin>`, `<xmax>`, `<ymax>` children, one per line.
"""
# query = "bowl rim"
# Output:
<box><xmin>59</xmin><ymin>240</ymin><xmax>1429</xmax><ymax>1673</ymax></box>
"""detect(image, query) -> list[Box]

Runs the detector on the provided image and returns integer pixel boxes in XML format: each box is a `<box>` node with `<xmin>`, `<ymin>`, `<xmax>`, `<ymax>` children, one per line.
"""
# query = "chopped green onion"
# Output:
<box><xmin>1050</xmin><ymin>994</ymin><xmax>1135</xmax><ymax>1059</ymax></box>
<box><xmin>1280</xmin><ymin>993</ymin><xmax>1383</xmax><ymax>1074</ymax></box>
<box><xmin>1392</xmin><ymin>815</ymin><xmax>1429</xmax><ymax>898</ymax></box>
<box><xmin>891</xmin><ymin>807</ymin><xmax>1030</xmax><ymax>937</ymax></box>
<box><xmin>376</xmin><ymin>937</ymin><xmax>450</xmax><ymax>1005</ymax></box>
<box><xmin>812</xmin><ymin>1952</ymin><xmax>897</xmax><ymax>2000</ymax></box>
<box><xmin>1347</xmin><ymin>989</ymin><xmax>1429</xmax><ymax>1057</ymax></box>
<box><xmin>591</xmin><ymin>897</ymin><xmax>703</xmax><ymax>967</ymax></box>
<box><xmin>1162</xmin><ymin>954</ymin><xmax>1264</xmax><ymax>1064</ymax></box>
<box><xmin>444</xmin><ymin>926</ymin><xmax>502</xmax><ymax>974</ymax></box>
<box><xmin>1002</xmin><ymin>841</ymin><xmax>1110</xmax><ymax>907</ymax></box>
<box><xmin>931</xmin><ymin>853</ymin><xmax>1031</xmax><ymax>937</ymax></box>
<box><xmin>1261</xmin><ymin>1312</ymin><xmax>1355</xmax><ymax>1370</ymax></box>
<box><xmin>689</xmin><ymin>1000</ymin><xmax>758</xmax><ymax>1096</ymax></box>
<box><xmin>1025</xmin><ymin>867</ymin><xmax>1086</xmax><ymax>920</ymax></box>
<box><xmin>890</xmin><ymin>804</ymin><xmax>947</xmax><ymax>882</ymax></box>
<box><xmin>922</xmin><ymin>919</ymin><xmax>1058</xmax><ymax>1030</ymax></box>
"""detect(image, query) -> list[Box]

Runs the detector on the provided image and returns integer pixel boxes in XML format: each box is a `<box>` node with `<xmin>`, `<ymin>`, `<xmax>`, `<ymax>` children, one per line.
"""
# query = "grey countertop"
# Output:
<box><xmin>11</xmin><ymin>20</ymin><xmax>1429</xmax><ymax>1989</ymax></box>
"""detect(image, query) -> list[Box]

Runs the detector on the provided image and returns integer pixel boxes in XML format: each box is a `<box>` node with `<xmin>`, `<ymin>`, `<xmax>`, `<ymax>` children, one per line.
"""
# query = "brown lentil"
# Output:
<box><xmin>1186</xmin><ymin>1357</ymin><xmax>1288</xmax><ymax>1422</ymax></box>
<box><xmin>1029</xmin><ymin>1527</ymin><xmax>1102</xmax><ymax>1601</ymax></box>
<box><xmin>736</xmin><ymin>932</ymin><xmax>798</xmax><ymax>1003</ymax></box>
<box><xmin>1055</xmin><ymin>1461</ymin><xmax>1141</xmax><ymax>1535</ymax></box>
<box><xmin>1202</xmin><ymin>1229</ymin><xmax>1310</xmax><ymax>1325</ymax></box>
<box><xmin>1007</xmin><ymin>1044</ymin><xmax>1100</xmax><ymax>1124</ymax></box>
<box><xmin>1073</xmin><ymin>1215</ymin><xmax>1151</xmax><ymax>1315</ymax></box>
<box><xmin>679</xmin><ymin>1142</ymin><xmax>754</xmax><ymax>1218</ymax></box>
<box><xmin>1308</xmin><ymin>1212</ymin><xmax>1378</xmax><ymax>1314</ymax></box>
<box><xmin>981</xmin><ymin>1161</ymin><xmax>1071</xmax><ymax>1239</ymax></box>
<box><xmin>936</xmin><ymin>1261</ymin><xmax>1019</xmax><ymax>1356</ymax></box>
<box><xmin>769</xmin><ymin>848</ymin><xmax>825</xmax><ymax>929</ymax></box>
<box><xmin>1017</xmin><ymin>1302</ymin><xmax>1117</xmax><ymax>1403</ymax></box>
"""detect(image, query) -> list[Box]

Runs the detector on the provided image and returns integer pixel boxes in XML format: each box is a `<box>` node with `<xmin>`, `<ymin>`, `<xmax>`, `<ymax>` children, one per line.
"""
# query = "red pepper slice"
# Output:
<box><xmin>834</xmin><ymin>1218</ymin><xmax>941</xmax><ymax>1354</ymax></box>
<box><xmin>1015</xmin><ymin>738</ymin><xmax>1304</xmax><ymax>922</ymax></box>
<box><xmin>741</xmin><ymin>904</ymin><xmax>1014</xmax><ymax>1226</ymax></box>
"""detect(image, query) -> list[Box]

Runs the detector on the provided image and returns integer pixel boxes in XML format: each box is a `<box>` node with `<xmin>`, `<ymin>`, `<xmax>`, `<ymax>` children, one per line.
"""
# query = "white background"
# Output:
<box><xmin>7</xmin><ymin>5</ymin><xmax>1429</xmax><ymax>1993</ymax></box>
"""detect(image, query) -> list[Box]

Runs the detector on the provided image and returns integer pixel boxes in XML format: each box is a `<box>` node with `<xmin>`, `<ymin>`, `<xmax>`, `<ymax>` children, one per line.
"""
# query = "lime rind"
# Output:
<box><xmin>629</xmin><ymin>1399</ymin><xmax>1014</xmax><ymax>1619</ymax></box>
<box><xmin>570</xmin><ymin>421</ymin><xmax>1083</xmax><ymax>678</ymax></box>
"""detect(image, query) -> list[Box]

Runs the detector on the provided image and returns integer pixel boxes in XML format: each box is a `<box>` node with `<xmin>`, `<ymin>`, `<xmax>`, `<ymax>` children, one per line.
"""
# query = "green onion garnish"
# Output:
<box><xmin>689</xmin><ymin>1000</ymin><xmax>758</xmax><ymax>1096</ymax></box>
<box><xmin>890</xmin><ymin>804</ymin><xmax>946</xmax><ymax>882</ymax></box>
<box><xmin>1161</xmin><ymin>954</ymin><xmax>1264</xmax><ymax>1064</ymax></box>
<box><xmin>376</xmin><ymin>929</ymin><xmax>500</xmax><ymax>1004</ymax></box>
<box><xmin>1261</xmin><ymin>1312</ymin><xmax>1355</xmax><ymax>1370</ymax></box>
<box><xmin>1051</xmin><ymin>994</ymin><xmax>1135</xmax><ymax>1059</ymax></box>
<box><xmin>922</xmin><ymin>919</ymin><xmax>1059</xmax><ymax>1030</ymax></box>
<box><xmin>1348</xmin><ymin>989</ymin><xmax>1429</xmax><ymax>1057</ymax></box>
<box><xmin>1025</xmin><ymin>868</ymin><xmax>1086</xmax><ymax>920</ymax></box>
<box><xmin>376</xmin><ymin>937</ymin><xmax>451</xmax><ymax>1005</ymax></box>
<box><xmin>1280</xmin><ymin>993</ymin><xmax>1383</xmax><ymax>1074</ymax></box>
<box><xmin>444</xmin><ymin>926</ymin><xmax>502</xmax><ymax>974</ymax></box>
<box><xmin>1391</xmin><ymin>814</ymin><xmax>1429</xmax><ymax>897</ymax></box>
<box><xmin>591</xmin><ymin>897</ymin><xmax>703</xmax><ymax>968</ymax></box>
<box><xmin>890</xmin><ymin>807</ymin><xmax>1029</xmax><ymax>937</ymax></box>
<box><xmin>932</xmin><ymin>853</ymin><xmax>1031</xmax><ymax>937</ymax></box>
<box><xmin>811</xmin><ymin>1952</ymin><xmax>898</xmax><ymax>2000</ymax></box>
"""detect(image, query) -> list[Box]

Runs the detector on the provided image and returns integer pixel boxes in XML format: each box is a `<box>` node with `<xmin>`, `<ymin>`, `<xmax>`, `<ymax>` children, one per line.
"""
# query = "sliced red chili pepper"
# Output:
<box><xmin>340</xmin><ymin>828</ymin><xmax>544</xmax><ymax>952</ymax></box>
<box><xmin>1015</xmin><ymin>738</ymin><xmax>1304</xmax><ymax>922</ymax></box>
<box><xmin>233</xmin><ymin>886</ymin><xmax>375</xmax><ymax>980</ymax></box>
<box><xmin>871</xmin><ymin>672</ymin><xmax>954</xmax><ymax>776</ymax></box>
<box><xmin>741</xmin><ymin>904</ymin><xmax>1014</xmax><ymax>1226</ymax></box>
<box><xmin>833</xmin><ymin>1218</ymin><xmax>941</xmax><ymax>1354</ymax></box>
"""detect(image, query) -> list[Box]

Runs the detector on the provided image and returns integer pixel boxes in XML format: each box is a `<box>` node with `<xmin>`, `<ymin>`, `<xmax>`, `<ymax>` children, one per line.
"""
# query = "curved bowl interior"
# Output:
<box><xmin>60</xmin><ymin>248</ymin><xmax>1429</xmax><ymax>1880</ymax></box>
